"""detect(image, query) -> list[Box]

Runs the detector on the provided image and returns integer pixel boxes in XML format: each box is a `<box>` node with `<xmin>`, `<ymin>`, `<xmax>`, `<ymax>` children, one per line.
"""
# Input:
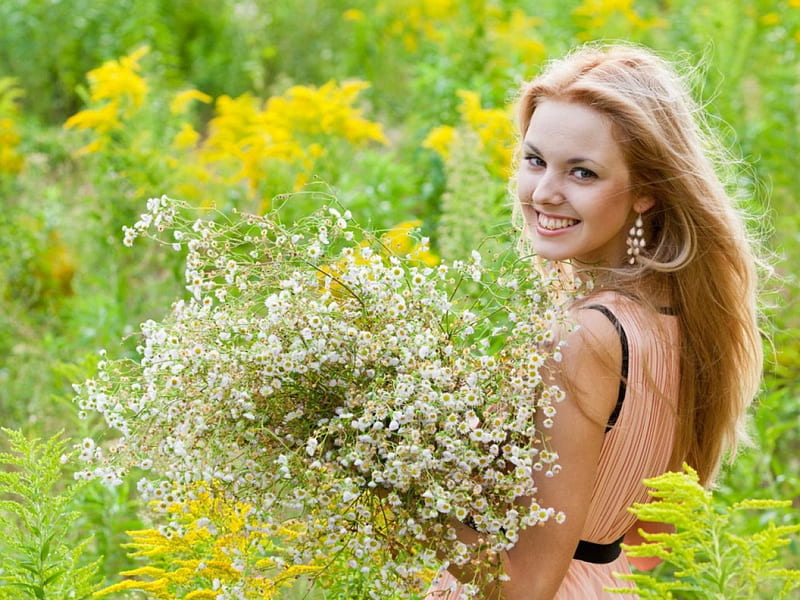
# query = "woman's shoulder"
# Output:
<box><xmin>572</xmin><ymin>288</ymin><xmax>671</xmax><ymax>324</ymax></box>
<box><xmin>551</xmin><ymin>294</ymin><xmax>628</xmax><ymax>429</ymax></box>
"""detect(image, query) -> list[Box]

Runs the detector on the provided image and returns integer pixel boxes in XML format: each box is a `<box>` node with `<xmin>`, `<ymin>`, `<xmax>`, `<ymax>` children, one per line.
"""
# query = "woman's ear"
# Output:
<box><xmin>634</xmin><ymin>196</ymin><xmax>655</xmax><ymax>214</ymax></box>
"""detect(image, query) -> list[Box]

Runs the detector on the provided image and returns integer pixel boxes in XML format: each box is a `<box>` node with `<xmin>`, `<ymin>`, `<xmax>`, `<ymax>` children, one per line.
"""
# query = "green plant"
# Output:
<box><xmin>608</xmin><ymin>465</ymin><xmax>800</xmax><ymax>599</ymax></box>
<box><xmin>0</xmin><ymin>429</ymin><xmax>101</xmax><ymax>599</ymax></box>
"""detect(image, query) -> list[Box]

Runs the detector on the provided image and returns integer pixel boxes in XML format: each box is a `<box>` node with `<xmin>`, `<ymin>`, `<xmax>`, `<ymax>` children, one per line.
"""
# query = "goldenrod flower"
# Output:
<box><xmin>72</xmin><ymin>137</ymin><xmax>108</xmax><ymax>156</ymax></box>
<box><xmin>489</xmin><ymin>9</ymin><xmax>546</xmax><ymax>67</ymax></box>
<box><xmin>198</xmin><ymin>81</ymin><xmax>386</xmax><ymax>196</ymax></box>
<box><xmin>170</xmin><ymin>89</ymin><xmax>213</xmax><ymax>115</ymax></box>
<box><xmin>87</xmin><ymin>46</ymin><xmax>149</xmax><ymax>111</ymax></box>
<box><xmin>64</xmin><ymin>100</ymin><xmax>121</xmax><ymax>134</ymax></box>
<box><xmin>456</xmin><ymin>90</ymin><xmax>515</xmax><ymax>177</ymax></box>
<box><xmin>172</xmin><ymin>122</ymin><xmax>201</xmax><ymax>150</ymax></box>
<box><xmin>379</xmin><ymin>0</ymin><xmax>457</xmax><ymax>50</ymax></box>
<box><xmin>422</xmin><ymin>125</ymin><xmax>456</xmax><ymax>160</ymax></box>
<box><xmin>0</xmin><ymin>117</ymin><xmax>23</xmax><ymax>173</ymax></box>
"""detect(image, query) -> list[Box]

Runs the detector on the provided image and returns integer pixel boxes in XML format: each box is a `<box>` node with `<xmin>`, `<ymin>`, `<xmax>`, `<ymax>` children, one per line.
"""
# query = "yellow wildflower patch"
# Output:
<box><xmin>572</xmin><ymin>0</ymin><xmax>665</xmax><ymax>38</ymax></box>
<box><xmin>456</xmin><ymin>90</ymin><xmax>514</xmax><ymax>177</ymax></box>
<box><xmin>424</xmin><ymin>90</ymin><xmax>514</xmax><ymax>178</ymax></box>
<box><xmin>197</xmin><ymin>80</ymin><xmax>386</xmax><ymax>197</ymax></box>
<box><xmin>489</xmin><ymin>9</ymin><xmax>546</xmax><ymax>68</ymax></box>
<box><xmin>377</xmin><ymin>0</ymin><xmax>458</xmax><ymax>51</ymax></box>
<box><xmin>100</xmin><ymin>482</ymin><xmax>322</xmax><ymax>599</ymax></box>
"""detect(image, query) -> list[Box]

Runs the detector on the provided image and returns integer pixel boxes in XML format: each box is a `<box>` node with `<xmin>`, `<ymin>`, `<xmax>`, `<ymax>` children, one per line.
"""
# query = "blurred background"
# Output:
<box><xmin>0</xmin><ymin>0</ymin><xmax>797</xmax><ymax>594</ymax></box>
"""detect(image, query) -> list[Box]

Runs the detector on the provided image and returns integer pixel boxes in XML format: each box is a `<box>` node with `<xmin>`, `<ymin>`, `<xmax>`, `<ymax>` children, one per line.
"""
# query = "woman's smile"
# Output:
<box><xmin>536</xmin><ymin>212</ymin><xmax>580</xmax><ymax>233</ymax></box>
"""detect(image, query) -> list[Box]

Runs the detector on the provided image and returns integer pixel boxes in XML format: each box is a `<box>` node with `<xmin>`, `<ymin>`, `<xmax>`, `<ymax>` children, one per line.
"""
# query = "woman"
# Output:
<box><xmin>425</xmin><ymin>43</ymin><xmax>763</xmax><ymax>599</ymax></box>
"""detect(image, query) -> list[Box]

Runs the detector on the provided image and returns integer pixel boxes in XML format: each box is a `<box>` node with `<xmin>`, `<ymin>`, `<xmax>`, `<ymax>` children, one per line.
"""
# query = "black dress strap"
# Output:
<box><xmin>573</xmin><ymin>535</ymin><xmax>625</xmax><ymax>563</ymax></box>
<box><xmin>584</xmin><ymin>304</ymin><xmax>628</xmax><ymax>433</ymax></box>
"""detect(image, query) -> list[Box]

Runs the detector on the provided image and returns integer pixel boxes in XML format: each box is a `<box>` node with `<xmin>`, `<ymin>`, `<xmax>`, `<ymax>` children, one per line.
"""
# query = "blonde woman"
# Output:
<box><xmin>426</xmin><ymin>43</ymin><xmax>763</xmax><ymax>599</ymax></box>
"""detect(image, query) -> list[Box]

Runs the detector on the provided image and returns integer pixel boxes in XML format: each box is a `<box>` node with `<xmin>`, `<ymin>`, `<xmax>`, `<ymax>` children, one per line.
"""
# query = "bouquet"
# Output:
<box><xmin>74</xmin><ymin>193</ymin><xmax>573</xmax><ymax>597</ymax></box>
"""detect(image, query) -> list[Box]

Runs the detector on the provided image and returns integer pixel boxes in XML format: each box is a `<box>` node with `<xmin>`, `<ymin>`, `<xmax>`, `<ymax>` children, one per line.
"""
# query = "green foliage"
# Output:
<box><xmin>0</xmin><ymin>77</ymin><xmax>23</xmax><ymax>115</ymax></box>
<box><xmin>435</xmin><ymin>128</ymin><xmax>512</xmax><ymax>262</ymax></box>
<box><xmin>0</xmin><ymin>0</ymin><xmax>255</xmax><ymax>123</ymax></box>
<box><xmin>608</xmin><ymin>465</ymin><xmax>800</xmax><ymax>599</ymax></box>
<box><xmin>0</xmin><ymin>429</ymin><xmax>101</xmax><ymax>599</ymax></box>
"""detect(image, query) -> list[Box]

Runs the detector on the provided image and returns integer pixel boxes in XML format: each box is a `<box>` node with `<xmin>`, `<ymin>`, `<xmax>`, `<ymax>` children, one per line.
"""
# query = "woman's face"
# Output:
<box><xmin>517</xmin><ymin>100</ymin><xmax>650</xmax><ymax>266</ymax></box>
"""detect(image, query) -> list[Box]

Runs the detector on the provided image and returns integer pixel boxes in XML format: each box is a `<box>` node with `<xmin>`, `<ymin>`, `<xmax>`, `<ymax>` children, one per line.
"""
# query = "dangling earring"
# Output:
<box><xmin>626</xmin><ymin>214</ymin><xmax>645</xmax><ymax>265</ymax></box>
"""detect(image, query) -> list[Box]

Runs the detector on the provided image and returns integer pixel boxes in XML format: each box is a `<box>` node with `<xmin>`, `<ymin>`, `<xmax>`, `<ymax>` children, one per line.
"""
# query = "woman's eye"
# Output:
<box><xmin>572</xmin><ymin>167</ymin><xmax>597</xmax><ymax>181</ymax></box>
<box><xmin>525</xmin><ymin>155</ymin><xmax>545</xmax><ymax>168</ymax></box>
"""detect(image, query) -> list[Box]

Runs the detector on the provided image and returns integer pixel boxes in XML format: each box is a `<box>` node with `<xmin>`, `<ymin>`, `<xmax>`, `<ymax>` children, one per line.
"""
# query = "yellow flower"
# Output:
<box><xmin>456</xmin><ymin>90</ymin><xmax>514</xmax><ymax>177</ymax></box>
<box><xmin>0</xmin><ymin>116</ymin><xmax>23</xmax><ymax>173</ymax></box>
<box><xmin>381</xmin><ymin>220</ymin><xmax>440</xmax><ymax>265</ymax></box>
<box><xmin>119</xmin><ymin>565</ymin><xmax>168</xmax><ymax>578</ymax></box>
<box><xmin>343</xmin><ymin>8</ymin><xmax>366</xmax><ymax>22</ymax></box>
<box><xmin>572</xmin><ymin>0</ymin><xmax>664</xmax><ymax>38</ymax></box>
<box><xmin>409</xmin><ymin>246</ymin><xmax>439</xmax><ymax>267</ymax></box>
<box><xmin>72</xmin><ymin>137</ymin><xmax>109</xmax><ymax>156</ymax></box>
<box><xmin>263</xmin><ymin>80</ymin><xmax>388</xmax><ymax>145</ymax></box>
<box><xmin>197</xmin><ymin>81</ymin><xmax>387</xmax><ymax>197</ymax></box>
<box><xmin>0</xmin><ymin>145</ymin><xmax>24</xmax><ymax>173</ymax></box>
<box><xmin>277</xmin><ymin>564</ymin><xmax>324</xmax><ymax>580</ymax></box>
<box><xmin>185</xmin><ymin>592</ymin><xmax>219</xmax><ymax>600</ymax></box>
<box><xmin>87</xmin><ymin>46</ymin><xmax>149</xmax><ymax>111</ymax></box>
<box><xmin>170</xmin><ymin>89</ymin><xmax>213</xmax><ymax>115</ymax></box>
<box><xmin>379</xmin><ymin>0</ymin><xmax>457</xmax><ymax>50</ymax></box>
<box><xmin>760</xmin><ymin>12</ymin><xmax>779</xmax><ymax>26</ymax></box>
<box><xmin>172</xmin><ymin>122</ymin><xmax>201</xmax><ymax>150</ymax></box>
<box><xmin>64</xmin><ymin>100</ymin><xmax>121</xmax><ymax>133</ymax></box>
<box><xmin>489</xmin><ymin>9</ymin><xmax>546</xmax><ymax>68</ymax></box>
<box><xmin>422</xmin><ymin>125</ymin><xmax>456</xmax><ymax>160</ymax></box>
<box><xmin>382</xmin><ymin>219</ymin><xmax>423</xmax><ymax>255</ymax></box>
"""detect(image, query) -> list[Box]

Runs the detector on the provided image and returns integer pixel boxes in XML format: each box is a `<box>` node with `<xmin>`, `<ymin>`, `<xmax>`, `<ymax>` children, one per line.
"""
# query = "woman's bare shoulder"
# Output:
<box><xmin>550</xmin><ymin>300</ymin><xmax>624</xmax><ymax>427</ymax></box>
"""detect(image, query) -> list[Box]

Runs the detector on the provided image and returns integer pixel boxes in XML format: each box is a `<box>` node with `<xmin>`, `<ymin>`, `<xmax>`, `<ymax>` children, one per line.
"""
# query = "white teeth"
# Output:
<box><xmin>538</xmin><ymin>214</ymin><xmax>578</xmax><ymax>230</ymax></box>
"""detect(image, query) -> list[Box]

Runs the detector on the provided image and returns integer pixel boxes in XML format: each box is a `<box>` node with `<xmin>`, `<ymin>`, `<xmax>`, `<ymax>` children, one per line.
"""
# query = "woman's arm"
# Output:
<box><xmin>444</xmin><ymin>307</ymin><xmax>624</xmax><ymax>600</ymax></box>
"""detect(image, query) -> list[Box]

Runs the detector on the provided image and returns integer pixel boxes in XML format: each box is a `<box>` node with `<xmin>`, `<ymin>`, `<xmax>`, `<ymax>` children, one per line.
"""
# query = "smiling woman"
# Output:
<box><xmin>425</xmin><ymin>42</ymin><xmax>763</xmax><ymax>600</ymax></box>
<box><xmin>517</xmin><ymin>100</ymin><xmax>653</xmax><ymax>266</ymax></box>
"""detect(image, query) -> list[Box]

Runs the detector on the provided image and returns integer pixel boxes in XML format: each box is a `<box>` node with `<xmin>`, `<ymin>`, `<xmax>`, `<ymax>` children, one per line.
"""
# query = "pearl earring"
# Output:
<box><xmin>626</xmin><ymin>214</ymin><xmax>645</xmax><ymax>265</ymax></box>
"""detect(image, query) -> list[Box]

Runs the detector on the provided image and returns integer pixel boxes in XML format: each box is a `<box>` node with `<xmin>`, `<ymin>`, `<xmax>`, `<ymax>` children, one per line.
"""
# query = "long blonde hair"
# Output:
<box><xmin>515</xmin><ymin>43</ymin><xmax>763</xmax><ymax>486</ymax></box>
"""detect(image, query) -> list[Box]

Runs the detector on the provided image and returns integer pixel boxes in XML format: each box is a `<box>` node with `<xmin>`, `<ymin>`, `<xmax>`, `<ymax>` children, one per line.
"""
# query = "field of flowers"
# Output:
<box><xmin>0</xmin><ymin>0</ymin><xmax>799</xmax><ymax>598</ymax></box>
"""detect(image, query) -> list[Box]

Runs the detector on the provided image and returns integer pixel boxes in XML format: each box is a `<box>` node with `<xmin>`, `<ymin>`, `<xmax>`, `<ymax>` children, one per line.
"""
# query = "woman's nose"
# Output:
<box><xmin>531</xmin><ymin>171</ymin><xmax>564</xmax><ymax>205</ymax></box>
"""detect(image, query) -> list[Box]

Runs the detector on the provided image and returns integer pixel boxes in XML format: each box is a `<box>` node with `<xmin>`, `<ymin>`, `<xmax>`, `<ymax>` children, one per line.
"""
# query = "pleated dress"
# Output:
<box><xmin>425</xmin><ymin>291</ymin><xmax>681</xmax><ymax>599</ymax></box>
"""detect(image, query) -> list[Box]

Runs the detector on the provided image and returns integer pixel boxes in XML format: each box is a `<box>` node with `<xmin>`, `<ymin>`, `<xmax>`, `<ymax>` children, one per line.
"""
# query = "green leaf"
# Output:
<box><xmin>39</xmin><ymin>534</ymin><xmax>52</xmax><ymax>564</ymax></box>
<box><xmin>43</xmin><ymin>567</ymin><xmax>65</xmax><ymax>586</ymax></box>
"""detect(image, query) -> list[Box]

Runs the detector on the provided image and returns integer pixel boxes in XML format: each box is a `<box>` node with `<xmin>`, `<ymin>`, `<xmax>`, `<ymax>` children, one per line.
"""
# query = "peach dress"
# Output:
<box><xmin>425</xmin><ymin>292</ymin><xmax>681</xmax><ymax>599</ymax></box>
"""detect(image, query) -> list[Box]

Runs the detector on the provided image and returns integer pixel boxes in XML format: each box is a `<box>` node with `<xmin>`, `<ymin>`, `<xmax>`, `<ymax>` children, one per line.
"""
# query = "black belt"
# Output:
<box><xmin>462</xmin><ymin>517</ymin><xmax>624</xmax><ymax>565</ymax></box>
<box><xmin>573</xmin><ymin>535</ymin><xmax>625</xmax><ymax>564</ymax></box>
